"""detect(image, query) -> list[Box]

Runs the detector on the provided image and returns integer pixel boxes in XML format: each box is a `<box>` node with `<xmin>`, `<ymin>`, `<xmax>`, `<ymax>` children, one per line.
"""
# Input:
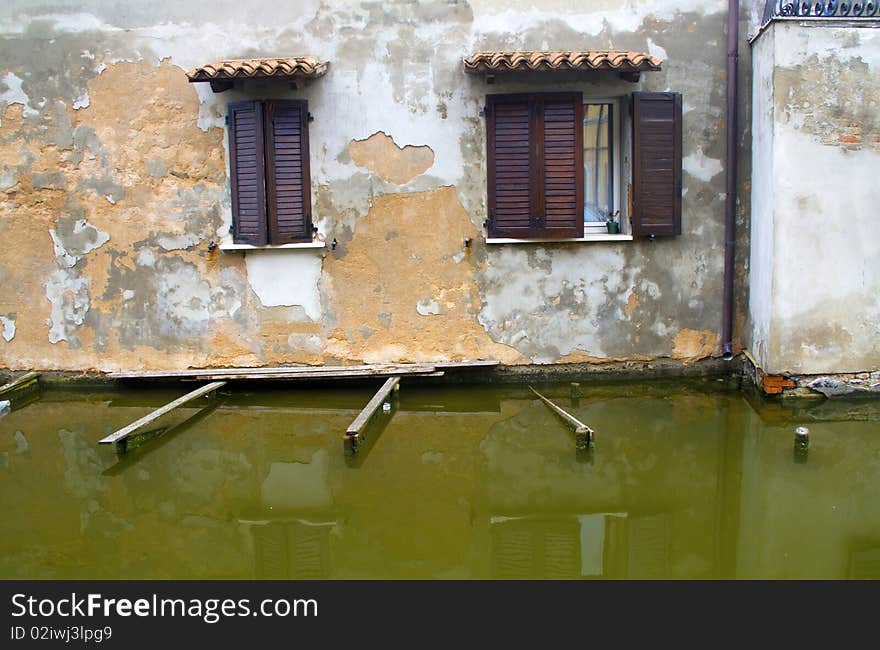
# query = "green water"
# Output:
<box><xmin>1</xmin><ymin>380</ymin><xmax>878</xmax><ymax>579</ymax></box>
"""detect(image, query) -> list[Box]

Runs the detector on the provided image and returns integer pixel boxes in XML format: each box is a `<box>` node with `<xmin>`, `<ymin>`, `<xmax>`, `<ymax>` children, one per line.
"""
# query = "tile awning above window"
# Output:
<box><xmin>463</xmin><ymin>51</ymin><xmax>662</xmax><ymax>82</ymax></box>
<box><xmin>186</xmin><ymin>56</ymin><xmax>329</xmax><ymax>92</ymax></box>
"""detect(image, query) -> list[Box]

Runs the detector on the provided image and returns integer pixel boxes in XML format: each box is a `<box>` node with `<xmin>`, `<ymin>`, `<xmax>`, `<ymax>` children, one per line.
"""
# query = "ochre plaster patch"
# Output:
<box><xmin>323</xmin><ymin>187</ymin><xmax>524</xmax><ymax>364</ymax></box>
<box><xmin>348</xmin><ymin>132</ymin><xmax>434</xmax><ymax>185</ymax></box>
<box><xmin>671</xmin><ymin>328</ymin><xmax>719</xmax><ymax>364</ymax></box>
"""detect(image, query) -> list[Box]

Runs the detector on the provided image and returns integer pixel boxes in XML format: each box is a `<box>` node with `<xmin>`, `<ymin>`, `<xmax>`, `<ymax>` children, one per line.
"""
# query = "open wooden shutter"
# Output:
<box><xmin>228</xmin><ymin>101</ymin><xmax>268</xmax><ymax>245</ymax></box>
<box><xmin>486</xmin><ymin>95</ymin><xmax>533</xmax><ymax>238</ymax></box>
<box><xmin>538</xmin><ymin>93</ymin><xmax>583</xmax><ymax>238</ymax></box>
<box><xmin>265</xmin><ymin>99</ymin><xmax>312</xmax><ymax>243</ymax></box>
<box><xmin>632</xmin><ymin>92</ymin><xmax>682</xmax><ymax>237</ymax></box>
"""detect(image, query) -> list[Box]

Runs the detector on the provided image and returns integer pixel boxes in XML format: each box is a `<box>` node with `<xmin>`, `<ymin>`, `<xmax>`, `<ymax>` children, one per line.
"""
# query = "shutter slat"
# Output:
<box><xmin>632</xmin><ymin>92</ymin><xmax>682</xmax><ymax>237</ymax></box>
<box><xmin>228</xmin><ymin>101</ymin><xmax>268</xmax><ymax>245</ymax></box>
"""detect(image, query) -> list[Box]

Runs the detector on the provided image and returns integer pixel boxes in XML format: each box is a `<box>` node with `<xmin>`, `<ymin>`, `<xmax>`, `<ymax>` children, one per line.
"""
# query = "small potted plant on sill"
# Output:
<box><xmin>606</xmin><ymin>210</ymin><xmax>620</xmax><ymax>235</ymax></box>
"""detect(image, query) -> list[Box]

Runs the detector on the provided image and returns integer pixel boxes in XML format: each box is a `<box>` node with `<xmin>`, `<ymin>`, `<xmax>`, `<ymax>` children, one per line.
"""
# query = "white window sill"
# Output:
<box><xmin>219</xmin><ymin>241</ymin><xmax>326</xmax><ymax>251</ymax></box>
<box><xmin>486</xmin><ymin>234</ymin><xmax>633</xmax><ymax>244</ymax></box>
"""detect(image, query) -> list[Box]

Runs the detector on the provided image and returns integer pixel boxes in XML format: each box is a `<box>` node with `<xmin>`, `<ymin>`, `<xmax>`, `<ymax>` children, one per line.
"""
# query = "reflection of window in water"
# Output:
<box><xmin>251</xmin><ymin>521</ymin><xmax>333</xmax><ymax>579</ymax></box>
<box><xmin>490</xmin><ymin>513</ymin><xmax>669</xmax><ymax>579</ymax></box>
<box><xmin>583</xmin><ymin>103</ymin><xmax>614</xmax><ymax>223</ymax></box>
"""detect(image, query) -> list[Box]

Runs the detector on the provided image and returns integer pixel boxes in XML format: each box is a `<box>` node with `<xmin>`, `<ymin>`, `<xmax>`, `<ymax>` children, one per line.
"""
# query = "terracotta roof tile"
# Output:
<box><xmin>186</xmin><ymin>56</ymin><xmax>329</xmax><ymax>82</ymax></box>
<box><xmin>462</xmin><ymin>51</ymin><xmax>662</xmax><ymax>74</ymax></box>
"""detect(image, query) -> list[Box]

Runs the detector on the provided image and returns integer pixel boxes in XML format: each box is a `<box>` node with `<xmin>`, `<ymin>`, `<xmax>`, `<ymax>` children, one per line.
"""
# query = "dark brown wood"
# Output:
<box><xmin>210</xmin><ymin>79</ymin><xmax>234</xmax><ymax>93</ymax></box>
<box><xmin>631</xmin><ymin>92</ymin><xmax>682</xmax><ymax>237</ymax></box>
<box><xmin>228</xmin><ymin>101</ymin><xmax>268</xmax><ymax>245</ymax></box>
<box><xmin>540</xmin><ymin>93</ymin><xmax>582</xmax><ymax>238</ymax></box>
<box><xmin>486</xmin><ymin>93</ymin><xmax>582</xmax><ymax>239</ymax></box>
<box><xmin>486</xmin><ymin>95</ymin><xmax>534</xmax><ymax>238</ymax></box>
<box><xmin>264</xmin><ymin>99</ymin><xmax>312</xmax><ymax>243</ymax></box>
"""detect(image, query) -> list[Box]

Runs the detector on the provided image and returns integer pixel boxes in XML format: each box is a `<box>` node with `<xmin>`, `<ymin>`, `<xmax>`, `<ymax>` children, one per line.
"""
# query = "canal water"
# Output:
<box><xmin>1</xmin><ymin>379</ymin><xmax>878</xmax><ymax>579</ymax></box>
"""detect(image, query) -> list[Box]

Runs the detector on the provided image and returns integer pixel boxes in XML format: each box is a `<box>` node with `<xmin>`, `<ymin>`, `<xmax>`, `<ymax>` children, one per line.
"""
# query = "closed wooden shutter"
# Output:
<box><xmin>631</xmin><ymin>92</ymin><xmax>682</xmax><ymax>237</ymax></box>
<box><xmin>265</xmin><ymin>99</ymin><xmax>312</xmax><ymax>243</ymax></box>
<box><xmin>228</xmin><ymin>101</ymin><xmax>268</xmax><ymax>245</ymax></box>
<box><xmin>486</xmin><ymin>95</ymin><xmax>533</xmax><ymax>238</ymax></box>
<box><xmin>539</xmin><ymin>94</ymin><xmax>583</xmax><ymax>238</ymax></box>
<box><xmin>486</xmin><ymin>93</ymin><xmax>582</xmax><ymax>239</ymax></box>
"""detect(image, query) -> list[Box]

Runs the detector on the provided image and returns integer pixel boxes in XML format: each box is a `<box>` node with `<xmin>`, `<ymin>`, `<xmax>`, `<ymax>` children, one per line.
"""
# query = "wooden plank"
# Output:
<box><xmin>108</xmin><ymin>361</ymin><xmax>495</xmax><ymax>380</ymax></box>
<box><xmin>344</xmin><ymin>377</ymin><xmax>400</xmax><ymax>455</ymax></box>
<box><xmin>0</xmin><ymin>371</ymin><xmax>40</xmax><ymax>398</ymax></box>
<box><xmin>192</xmin><ymin>370</ymin><xmax>443</xmax><ymax>381</ymax></box>
<box><xmin>109</xmin><ymin>363</ymin><xmax>435</xmax><ymax>379</ymax></box>
<box><xmin>99</xmin><ymin>381</ymin><xmax>226</xmax><ymax>447</ymax></box>
<box><xmin>529</xmin><ymin>386</ymin><xmax>595</xmax><ymax>449</ymax></box>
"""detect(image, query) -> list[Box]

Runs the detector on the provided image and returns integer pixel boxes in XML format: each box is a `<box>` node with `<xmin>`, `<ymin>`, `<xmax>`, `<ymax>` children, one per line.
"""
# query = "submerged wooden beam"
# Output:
<box><xmin>344</xmin><ymin>377</ymin><xmax>400</xmax><ymax>455</ymax></box>
<box><xmin>0</xmin><ymin>371</ymin><xmax>40</xmax><ymax>398</ymax></box>
<box><xmin>529</xmin><ymin>386</ymin><xmax>595</xmax><ymax>449</ymax></box>
<box><xmin>99</xmin><ymin>381</ymin><xmax>226</xmax><ymax>451</ymax></box>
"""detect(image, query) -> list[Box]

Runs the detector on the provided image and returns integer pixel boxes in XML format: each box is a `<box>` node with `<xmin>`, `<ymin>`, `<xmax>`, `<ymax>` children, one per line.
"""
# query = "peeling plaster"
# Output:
<box><xmin>46</xmin><ymin>268</ymin><xmax>91</xmax><ymax>345</ymax></box>
<box><xmin>244</xmin><ymin>252</ymin><xmax>323</xmax><ymax>321</ymax></box>
<box><xmin>0</xmin><ymin>315</ymin><xmax>15</xmax><ymax>342</ymax></box>
<box><xmin>0</xmin><ymin>72</ymin><xmax>39</xmax><ymax>125</ymax></box>
<box><xmin>349</xmin><ymin>131</ymin><xmax>435</xmax><ymax>185</ymax></box>
<box><xmin>683</xmin><ymin>149</ymin><xmax>723</xmax><ymax>182</ymax></box>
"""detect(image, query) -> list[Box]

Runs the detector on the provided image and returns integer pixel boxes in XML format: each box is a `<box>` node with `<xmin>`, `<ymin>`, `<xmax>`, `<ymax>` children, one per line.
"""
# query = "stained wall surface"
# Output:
<box><xmin>748</xmin><ymin>20</ymin><xmax>880</xmax><ymax>375</ymax></box>
<box><xmin>0</xmin><ymin>1</ymin><xmax>756</xmax><ymax>372</ymax></box>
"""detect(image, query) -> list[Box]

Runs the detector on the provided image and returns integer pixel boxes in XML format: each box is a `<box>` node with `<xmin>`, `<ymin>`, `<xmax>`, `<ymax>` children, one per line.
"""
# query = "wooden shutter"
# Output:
<box><xmin>486</xmin><ymin>93</ymin><xmax>582</xmax><ymax>238</ymax></box>
<box><xmin>265</xmin><ymin>99</ymin><xmax>312</xmax><ymax>243</ymax></box>
<box><xmin>538</xmin><ymin>94</ymin><xmax>583</xmax><ymax>238</ymax></box>
<box><xmin>228</xmin><ymin>101</ymin><xmax>268</xmax><ymax>245</ymax></box>
<box><xmin>486</xmin><ymin>95</ymin><xmax>534</xmax><ymax>238</ymax></box>
<box><xmin>631</xmin><ymin>92</ymin><xmax>682</xmax><ymax>237</ymax></box>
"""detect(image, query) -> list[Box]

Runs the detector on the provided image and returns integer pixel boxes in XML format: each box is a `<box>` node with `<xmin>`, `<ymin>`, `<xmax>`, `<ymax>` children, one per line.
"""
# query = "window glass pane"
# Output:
<box><xmin>583</xmin><ymin>103</ymin><xmax>613</xmax><ymax>222</ymax></box>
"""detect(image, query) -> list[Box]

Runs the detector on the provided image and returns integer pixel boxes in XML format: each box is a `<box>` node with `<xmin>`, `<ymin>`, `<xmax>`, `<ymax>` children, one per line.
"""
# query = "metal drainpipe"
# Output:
<box><xmin>722</xmin><ymin>0</ymin><xmax>739</xmax><ymax>361</ymax></box>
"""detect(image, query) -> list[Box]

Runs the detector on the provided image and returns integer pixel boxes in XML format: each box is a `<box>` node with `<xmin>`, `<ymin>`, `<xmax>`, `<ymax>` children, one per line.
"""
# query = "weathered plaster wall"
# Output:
<box><xmin>0</xmin><ymin>1</ymin><xmax>752</xmax><ymax>371</ymax></box>
<box><xmin>749</xmin><ymin>21</ymin><xmax>880</xmax><ymax>375</ymax></box>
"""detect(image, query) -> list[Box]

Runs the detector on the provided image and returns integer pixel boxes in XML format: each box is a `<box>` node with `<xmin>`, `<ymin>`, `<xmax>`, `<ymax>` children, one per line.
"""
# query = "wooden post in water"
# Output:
<box><xmin>570</xmin><ymin>382</ymin><xmax>580</xmax><ymax>407</ymax></box>
<box><xmin>794</xmin><ymin>426</ymin><xmax>810</xmax><ymax>464</ymax></box>
<box><xmin>344</xmin><ymin>377</ymin><xmax>400</xmax><ymax>455</ymax></box>
<box><xmin>529</xmin><ymin>386</ymin><xmax>594</xmax><ymax>449</ymax></box>
<box><xmin>99</xmin><ymin>381</ymin><xmax>227</xmax><ymax>454</ymax></box>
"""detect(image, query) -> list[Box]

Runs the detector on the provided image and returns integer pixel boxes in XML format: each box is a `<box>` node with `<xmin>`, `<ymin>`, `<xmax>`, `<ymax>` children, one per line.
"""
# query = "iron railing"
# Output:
<box><xmin>763</xmin><ymin>1</ymin><xmax>879</xmax><ymax>21</ymax></box>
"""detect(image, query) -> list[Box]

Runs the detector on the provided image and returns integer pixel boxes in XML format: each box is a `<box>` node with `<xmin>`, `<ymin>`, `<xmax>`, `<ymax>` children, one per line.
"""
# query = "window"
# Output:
<box><xmin>485</xmin><ymin>91</ymin><xmax>682</xmax><ymax>240</ymax></box>
<box><xmin>583</xmin><ymin>100</ymin><xmax>618</xmax><ymax>234</ymax></box>
<box><xmin>227</xmin><ymin>99</ymin><xmax>313</xmax><ymax>245</ymax></box>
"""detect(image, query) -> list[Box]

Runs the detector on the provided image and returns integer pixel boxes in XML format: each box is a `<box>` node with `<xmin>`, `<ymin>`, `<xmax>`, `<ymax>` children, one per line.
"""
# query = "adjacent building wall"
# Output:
<box><xmin>748</xmin><ymin>20</ymin><xmax>880</xmax><ymax>375</ymax></box>
<box><xmin>0</xmin><ymin>1</ymin><xmax>753</xmax><ymax>372</ymax></box>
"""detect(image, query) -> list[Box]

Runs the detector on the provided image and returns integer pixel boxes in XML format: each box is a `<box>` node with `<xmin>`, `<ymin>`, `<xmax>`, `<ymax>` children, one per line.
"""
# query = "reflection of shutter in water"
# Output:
<box><xmin>544</xmin><ymin>531</ymin><xmax>578</xmax><ymax>579</ymax></box>
<box><xmin>493</xmin><ymin>527</ymin><xmax>532</xmax><ymax>579</ymax></box>
<box><xmin>252</xmin><ymin>522</ymin><xmax>331</xmax><ymax>579</ymax></box>
<box><xmin>252</xmin><ymin>524</ymin><xmax>289</xmax><ymax>579</ymax></box>
<box><xmin>627</xmin><ymin>514</ymin><xmax>670</xmax><ymax>579</ymax></box>
<box><xmin>491</xmin><ymin>518</ymin><xmax>580</xmax><ymax>579</ymax></box>
<box><xmin>290</xmin><ymin>525</ymin><xmax>327</xmax><ymax>579</ymax></box>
